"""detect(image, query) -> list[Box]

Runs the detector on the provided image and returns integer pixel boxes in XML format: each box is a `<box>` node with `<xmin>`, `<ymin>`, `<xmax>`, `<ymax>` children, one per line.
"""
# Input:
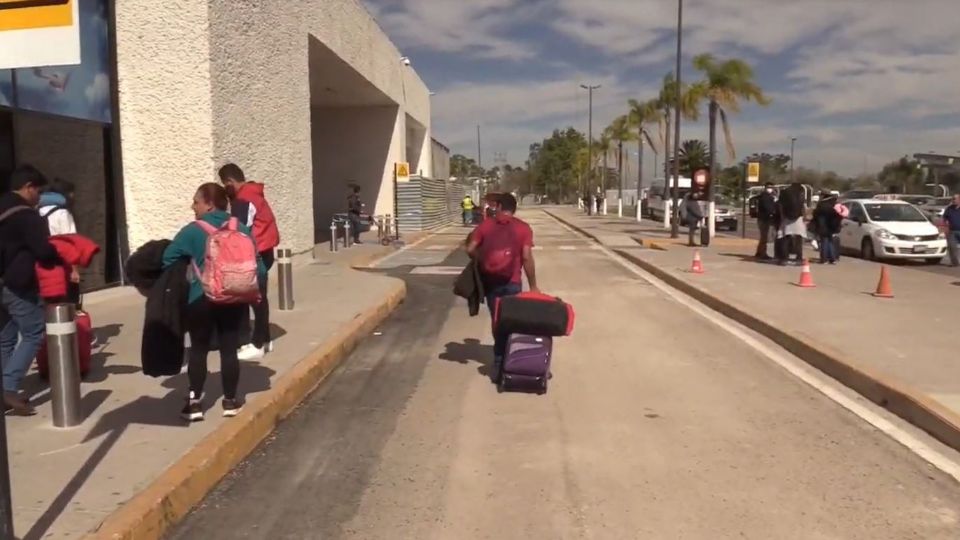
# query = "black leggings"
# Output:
<box><xmin>239</xmin><ymin>249</ymin><xmax>274</xmax><ymax>348</ymax></box>
<box><xmin>186</xmin><ymin>300</ymin><xmax>245</xmax><ymax>400</ymax></box>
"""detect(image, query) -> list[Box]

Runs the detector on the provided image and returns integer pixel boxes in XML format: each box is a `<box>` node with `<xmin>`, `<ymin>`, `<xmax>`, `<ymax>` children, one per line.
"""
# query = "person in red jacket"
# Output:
<box><xmin>218</xmin><ymin>163</ymin><xmax>280</xmax><ymax>360</ymax></box>
<box><xmin>35</xmin><ymin>234</ymin><xmax>100</xmax><ymax>303</ymax></box>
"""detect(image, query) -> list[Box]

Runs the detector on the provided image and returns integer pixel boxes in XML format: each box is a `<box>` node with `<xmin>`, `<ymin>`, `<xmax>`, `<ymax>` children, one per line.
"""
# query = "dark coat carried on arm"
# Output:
<box><xmin>453</xmin><ymin>259</ymin><xmax>486</xmax><ymax>316</ymax></box>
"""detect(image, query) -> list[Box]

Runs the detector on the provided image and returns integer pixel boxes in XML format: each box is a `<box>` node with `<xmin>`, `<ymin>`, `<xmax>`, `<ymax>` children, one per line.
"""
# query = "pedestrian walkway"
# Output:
<box><xmin>548</xmin><ymin>206</ymin><xmax>960</xmax><ymax>453</ymax></box>
<box><xmin>6</xmin><ymin>235</ymin><xmax>406</xmax><ymax>539</ymax></box>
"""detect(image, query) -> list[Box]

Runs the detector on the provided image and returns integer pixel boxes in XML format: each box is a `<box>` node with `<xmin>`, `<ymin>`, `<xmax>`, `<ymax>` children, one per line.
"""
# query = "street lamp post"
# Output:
<box><xmin>581</xmin><ymin>84</ymin><xmax>601</xmax><ymax>215</ymax></box>
<box><xmin>670</xmin><ymin>0</ymin><xmax>683</xmax><ymax>238</ymax></box>
<box><xmin>790</xmin><ymin>137</ymin><xmax>797</xmax><ymax>182</ymax></box>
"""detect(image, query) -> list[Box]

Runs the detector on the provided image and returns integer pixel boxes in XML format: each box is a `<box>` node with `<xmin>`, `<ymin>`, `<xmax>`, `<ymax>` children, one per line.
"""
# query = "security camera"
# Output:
<box><xmin>400</xmin><ymin>56</ymin><xmax>411</xmax><ymax>66</ymax></box>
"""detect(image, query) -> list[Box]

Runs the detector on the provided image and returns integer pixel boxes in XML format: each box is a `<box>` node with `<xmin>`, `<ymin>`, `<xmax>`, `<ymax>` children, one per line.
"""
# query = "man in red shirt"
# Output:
<box><xmin>219</xmin><ymin>163</ymin><xmax>281</xmax><ymax>360</ymax></box>
<box><xmin>466</xmin><ymin>193</ymin><xmax>538</xmax><ymax>381</ymax></box>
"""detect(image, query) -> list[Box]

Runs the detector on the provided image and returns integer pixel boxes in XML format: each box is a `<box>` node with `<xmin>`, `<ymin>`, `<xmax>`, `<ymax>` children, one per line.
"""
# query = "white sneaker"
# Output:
<box><xmin>265</xmin><ymin>341</ymin><xmax>274</xmax><ymax>353</ymax></box>
<box><xmin>237</xmin><ymin>344</ymin><xmax>265</xmax><ymax>361</ymax></box>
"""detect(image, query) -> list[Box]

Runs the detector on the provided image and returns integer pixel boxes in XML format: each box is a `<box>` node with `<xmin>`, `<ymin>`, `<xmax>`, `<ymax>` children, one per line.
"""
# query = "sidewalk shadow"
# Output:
<box><xmin>439</xmin><ymin>339</ymin><xmax>494</xmax><ymax>378</ymax></box>
<box><xmin>23</xmin><ymin>362</ymin><xmax>276</xmax><ymax>540</ymax></box>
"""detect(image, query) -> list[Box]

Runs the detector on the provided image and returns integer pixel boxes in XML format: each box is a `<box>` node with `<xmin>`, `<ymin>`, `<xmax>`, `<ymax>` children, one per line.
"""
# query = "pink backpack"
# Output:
<box><xmin>193</xmin><ymin>218</ymin><xmax>261</xmax><ymax>304</ymax></box>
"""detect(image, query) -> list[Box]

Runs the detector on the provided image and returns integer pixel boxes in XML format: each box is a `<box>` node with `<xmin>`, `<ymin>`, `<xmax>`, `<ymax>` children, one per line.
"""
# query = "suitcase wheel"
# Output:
<box><xmin>537</xmin><ymin>378</ymin><xmax>548</xmax><ymax>395</ymax></box>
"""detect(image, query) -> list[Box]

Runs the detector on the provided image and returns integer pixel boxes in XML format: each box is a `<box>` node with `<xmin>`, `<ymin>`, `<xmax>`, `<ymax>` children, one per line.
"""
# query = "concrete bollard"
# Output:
<box><xmin>276</xmin><ymin>248</ymin><xmax>294</xmax><ymax>311</ymax></box>
<box><xmin>376</xmin><ymin>216</ymin><xmax>385</xmax><ymax>244</ymax></box>
<box><xmin>344</xmin><ymin>220</ymin><xmax>352</xmax><ymax>248</ymax></box>
<box><xmin>618</xmin><ymin>199</ymin><xmax>623</xmax><ymax>218</ymax></box>
<box><xmin>329</xmin><ymin>220</ymin><xmax>338</xmax><ymax>252</ymax></box>
<box><xmin>45</xmin><ymin>304</ymin><xmax>82</xmax><ymax>428</ymax></box>
<box><xmin>602</xmin><ymin>199</ymin><xmax>608</xmax><ymax>215</ymax></box>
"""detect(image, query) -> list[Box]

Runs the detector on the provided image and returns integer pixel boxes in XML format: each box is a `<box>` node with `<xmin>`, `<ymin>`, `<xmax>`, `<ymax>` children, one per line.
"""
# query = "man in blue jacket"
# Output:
<box><xmin>943</xmin><ymin>194</ymin><xmax>960</xmax><ymax>267</ymax></box>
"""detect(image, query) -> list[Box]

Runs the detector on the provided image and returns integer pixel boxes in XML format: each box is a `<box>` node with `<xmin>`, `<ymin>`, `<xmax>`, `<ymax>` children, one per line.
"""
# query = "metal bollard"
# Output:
<box><xmin>329</xmin><ymin>220</ymin><xmax>338</xmax><ymax>252</ymax></box>
<box><xmin>344</xmin><ymin>220</ymin><xmax>352</xmax><ymax>248</ymax></box>
<box><xmin>45</xmin><ymin>304</ymin><xmax>82</xmax><ymax>428</ymax></box>
<box><xmin>276</xmin><ymin>248</ymin><xmax>294</xmax><ymax>311</ymax></box>
<box><xmin>384</xmin><ymin>215</ymin><xmax>393</xmax><ymax>241</ymax></box>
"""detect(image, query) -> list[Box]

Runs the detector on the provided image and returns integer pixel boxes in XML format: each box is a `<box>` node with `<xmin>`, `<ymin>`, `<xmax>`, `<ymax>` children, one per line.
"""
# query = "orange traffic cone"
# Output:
<box><xmin>795</xmin><ymin>259</ymin><xmax>816</xmax><ymax>288</ymax></box>
<box><xmin>690</xmin><ymin>250</ymin><xmax>705</xmax><ymax>274</ymax></box>
<box><xmin>873</xmin><ymin>265</ymin><xmax>894</xmax><ymax>298</ymax></box>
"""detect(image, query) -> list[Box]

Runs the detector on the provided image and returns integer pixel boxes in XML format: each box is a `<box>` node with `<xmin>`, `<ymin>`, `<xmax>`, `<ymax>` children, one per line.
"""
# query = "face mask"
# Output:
<box><xmin>766</xmin><ymin>189</ymin><xmax>773</xmax><ymax>193</ymax></box>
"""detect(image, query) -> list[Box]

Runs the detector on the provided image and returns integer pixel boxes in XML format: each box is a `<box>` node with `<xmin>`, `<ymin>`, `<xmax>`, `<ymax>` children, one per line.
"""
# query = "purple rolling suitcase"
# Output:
<box><xmin>499</xmin><ymin>334</ymin><xmax>552</xmax><ymax>394</ymax></box>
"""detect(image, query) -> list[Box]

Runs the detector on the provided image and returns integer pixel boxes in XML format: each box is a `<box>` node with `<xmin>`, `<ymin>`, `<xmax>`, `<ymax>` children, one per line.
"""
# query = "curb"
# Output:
<box><xmin>543</xmin><ymin>209</ymin><xmax>668</xmax><ymax>252</ymax></box>
<box><xmin>85</xmin><ymin>280</ymin><xmax>407</xmax><ymax>540</ymax></box>
<box><xmin>612</xmin><ymin>248</ymin><xmax>960</xmax><ymax>454</ymax></box>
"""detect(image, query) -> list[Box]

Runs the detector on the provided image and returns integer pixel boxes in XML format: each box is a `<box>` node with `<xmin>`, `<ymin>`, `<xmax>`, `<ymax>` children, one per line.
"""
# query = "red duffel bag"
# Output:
<box><xmin>494</xmin><ymin>291</ymin><xmax>575</xmax><ymax>337</ymax></box>
<box><xmin>37</xmin><ymin>310</ymin><xmax>93</xmax><ymax>380</ymax></box>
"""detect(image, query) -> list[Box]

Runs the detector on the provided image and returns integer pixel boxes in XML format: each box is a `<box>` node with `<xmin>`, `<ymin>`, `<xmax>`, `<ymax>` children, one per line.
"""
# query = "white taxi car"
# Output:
<box><xmin>840</xmin><ymin>200</ymin><xmax>946</xmax><ymax>264</ymax></box>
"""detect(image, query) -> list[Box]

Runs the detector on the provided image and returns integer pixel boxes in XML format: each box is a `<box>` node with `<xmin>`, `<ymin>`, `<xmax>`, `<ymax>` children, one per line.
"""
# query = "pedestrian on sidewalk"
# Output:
<box><xmin>813</xmin><ymin>191</ymin><xmax>842</xmax><ymax>264</ymax></box>
<box><xmin>0</xmin><ymin>165</ymin><xmax>62</xmax><ymax>415</ymax></box>
<box><xmin>461</xmin><ymin>195</ymin><xmax>475</xmax><ymax>225</ymax></box>
<box><xmin>943</xmin><ymin>194</ymin><xmax>960</xmax><ymax>267</ymax></box>
<box><xmin>219</xmin><ymin>163</ymin><xmax>280</xmax><ymax>360</ymax></box>
<box><xmin>755</xmin><ymin>183</ymin><xmax>777</xmax><ymax>260</ymax></box>
<box><xmin>465</xmin><ymin>193</ymin><xmax>538</xmax><ymax>383</ymax></box>
<box><xmin>680</xmin><ymin>193</ymin><xmax>704</xmax><ymax>247</ymax></box>
<box><xmin>347</xmin><ymin>184</ymin><xmax>364</xmax><ymax>245</ymax></box>
<box><xmin>163</xmin><ymin>183</ymin><xmax>266</xmax><ymax>421</ymax></box>
<box><xmin>39</xmin><ymin>178</ymin><xmax>84</xmax><ymax>308</ymax></box>
<box><xmin>777</xmin><ymin>183</ymin><xmax>806</xmax><ymax>265</ymax></box>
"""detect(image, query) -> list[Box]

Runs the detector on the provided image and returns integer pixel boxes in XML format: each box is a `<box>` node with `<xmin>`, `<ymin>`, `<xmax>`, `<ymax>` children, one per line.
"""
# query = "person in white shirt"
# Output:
<box><xmin>39</xmin><ymin>178</ymin><xmax>77</xmax><ymax>236</ymax></box>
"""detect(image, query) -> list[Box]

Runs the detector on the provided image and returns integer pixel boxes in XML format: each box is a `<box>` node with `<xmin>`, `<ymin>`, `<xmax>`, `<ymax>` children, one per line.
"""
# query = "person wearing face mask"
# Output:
<box><xmin>755</xmin><ymin>183</ymin><xmax>778</xmax><ymax>260</ymax></box>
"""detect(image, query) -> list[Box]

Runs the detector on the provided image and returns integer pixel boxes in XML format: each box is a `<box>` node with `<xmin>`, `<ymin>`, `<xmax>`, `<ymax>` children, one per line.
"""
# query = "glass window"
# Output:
<box><xmin>847</xmin><ymin>203</ymin><xmax>865</xmax><ymax>222</ymax></box>
<box><xmin>0</xmin><ymin>70</ymin><xmax>11</xmax><ymax>107</ymax></box>
<box><xmin>864</xmin><ymin>203</ymin><xmax>927</xmax><ymax>222</ymax></box>
<box><xmin>13</xmin><ymin>0</ymin><xmax>111</xmax><ymax>123</ymax></box>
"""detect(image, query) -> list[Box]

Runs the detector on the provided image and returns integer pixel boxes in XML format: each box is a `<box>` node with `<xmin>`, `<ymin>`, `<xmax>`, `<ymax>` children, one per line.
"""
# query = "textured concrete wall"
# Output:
<box><xmin>115</xmin><ymin>0</ymin><xmax>431</xmax><ymax>254</ymax></box>
<box><xmin>114</xmin><ymin>1</ymin><xmax>214</xmax><ymax>251</ymax></box>
<box><xmin>207</xmin><ymin>0</ymin><xmax>432</xmax><ymax>252</ymax></box>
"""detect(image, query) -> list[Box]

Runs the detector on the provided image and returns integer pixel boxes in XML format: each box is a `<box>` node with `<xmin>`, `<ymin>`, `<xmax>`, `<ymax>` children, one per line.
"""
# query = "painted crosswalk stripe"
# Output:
<box><xmin>409</xmin><ymin>266</ymin><xmax>464</xmax><ymax>275</ymax></box>
<box><xmin>559</xmin><ymin>245</ymin><xmax>577</xmax><ymax>251</ymax></box>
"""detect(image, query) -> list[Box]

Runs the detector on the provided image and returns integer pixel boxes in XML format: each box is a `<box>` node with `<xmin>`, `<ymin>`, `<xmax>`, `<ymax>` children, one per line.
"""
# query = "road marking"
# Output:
<box><xmin>373</xmin><ymin>231</ymin><xmax>449</xmax><ymax>267</ymax></box>
<box><xmin>558</xmin><ymin>245</ymin><xmax>578</xmax><ymax>251</ymax></box>
<box><xmin>409</xmin><ymin>266</ymin><xmax>464</xmax><ymax>275</ymax></box>
<box><xmin>546</xmin><ymin>211</ymin><xmax>960</xmax><ymax>483</ymax></box>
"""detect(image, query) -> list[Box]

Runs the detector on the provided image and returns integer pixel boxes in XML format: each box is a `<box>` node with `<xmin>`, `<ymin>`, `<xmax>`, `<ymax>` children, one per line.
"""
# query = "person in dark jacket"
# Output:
<box><xmin>777</xmin><ymin>183</ymin><xmax>806</xmax><ymax>265</ymax></box>
<box><xmin>347</xmin><ymin>185</ymin><xmax>364</xmax><ymax>245</ymax></box>
<box><xmin>680</xmin><ymin>193</ymin><xmax>704</xmax><ymax>247</ymax></box>
<box><xmin>813</xmin><ymin>191</ymin><xmax>843</xmax><ymax>264</ymax></box>
<box><xmin>162</xmin><ymin>183</ymin><xmax>266</xmax><ymax>422</ymax></box>
<box><xmin>942</xmin><ymin>194</ymin><xmax>960</xmax><ymax>267</ymax></box>
<box><xmin>219</xmin><ymin>163</ymin><xmax>280</xmax><ymax>361</ymax></box>
<box><xmin>0</xmin><ymin>165</ymin><xmax>61</xmax><ymax>414</ymax></box>
<box><xmin>755</xmin><ymin>183</ymin><xmax>777</xmax><ymax>259</ymax></box>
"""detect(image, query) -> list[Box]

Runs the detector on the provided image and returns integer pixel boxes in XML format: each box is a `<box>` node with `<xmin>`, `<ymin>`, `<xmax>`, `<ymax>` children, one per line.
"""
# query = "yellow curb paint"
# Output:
<box><xmin>84</xmin><ymin>282</ymin><xmax>407</xmax><ymax>540</ymax></box>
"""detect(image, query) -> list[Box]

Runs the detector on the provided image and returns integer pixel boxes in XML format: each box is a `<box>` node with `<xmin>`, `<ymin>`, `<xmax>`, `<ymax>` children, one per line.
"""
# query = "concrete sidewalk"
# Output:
<box><xmin>6</xmin><ymin>234</ymin><xmax>411</xmax><ymax>539</ymax></box>
<box><xmin>548</xmin><ymin>206</ymin><xmax>960</xmax><ymax>453</ymax></box>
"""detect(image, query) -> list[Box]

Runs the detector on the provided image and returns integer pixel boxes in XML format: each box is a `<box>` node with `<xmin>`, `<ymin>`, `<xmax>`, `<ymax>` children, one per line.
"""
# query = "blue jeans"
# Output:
<box><xmin>1</xmin><ymin>288</ymin><xmax>46</xmax><ymax>392</ymax></box>
<box><xmin>485</xmin><ymin>282</ymin><xmax>522</xmax><ymax>364</ymax></box>
<box><xmin>818</xmin><ymin>235</ymin><xmax>838</xmax><ymax>263</ymax></box>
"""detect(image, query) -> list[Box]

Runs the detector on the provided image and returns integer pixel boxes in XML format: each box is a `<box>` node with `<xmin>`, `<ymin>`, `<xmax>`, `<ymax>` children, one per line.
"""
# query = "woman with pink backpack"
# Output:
<box><xmin>162</xmin><ymin>183</ymin><xmax>266</xmax><ymax>421</ymax></box>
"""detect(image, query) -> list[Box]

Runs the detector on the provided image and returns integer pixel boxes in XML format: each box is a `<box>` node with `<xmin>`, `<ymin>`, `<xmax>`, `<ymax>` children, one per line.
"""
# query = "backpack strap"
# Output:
<box><xmin>225</xmin><ymin>217</ymin><xmax>239</xmax><ymax>231</ymax></box>
<box><xmin>193</xmin><ymin>220</ymin><xmax>218</xmax><ymax>235</ymax></box>
<box><xmin>0</xmin><ymin>206</ymin><xmax>31</xmax><ymax>223</ymax></box>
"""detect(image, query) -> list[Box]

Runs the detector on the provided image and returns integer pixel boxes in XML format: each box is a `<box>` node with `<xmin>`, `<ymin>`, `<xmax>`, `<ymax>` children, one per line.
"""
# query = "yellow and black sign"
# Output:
<box><xmin>395</xmin><ymin>162</ymin><xmax>410</xmax><ymax>183</ymax></box>
<box><xmin>747</xmin><ymin>162</ymin><xmax>761</xmax><ymax>183</ymax></box>
<box><xmin>0</xmin><ymin>0</ymin><xmax>72</xmax><ymax>32</ymax></box>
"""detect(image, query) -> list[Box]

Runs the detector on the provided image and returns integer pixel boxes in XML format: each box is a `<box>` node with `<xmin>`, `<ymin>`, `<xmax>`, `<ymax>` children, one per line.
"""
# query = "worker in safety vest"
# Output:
<box><xmin>461</xmin><ymin>195</ymin><xmax>475</xmax><ymax>225</ymax></box>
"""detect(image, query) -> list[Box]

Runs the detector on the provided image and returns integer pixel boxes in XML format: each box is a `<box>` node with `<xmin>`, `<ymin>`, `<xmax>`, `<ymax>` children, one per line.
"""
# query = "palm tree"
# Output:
<box><xmin>628</xmin><ymin>98</ymin><xmax>661</xmax><ymax>202</ymax></box>
<box><xmin>678</xmin><ymin>139</ymin><xmax>709</xmax><ymax>176</ymax></box>
<box><xmin>656</xmin><ymin>72</ymin><xmax>704</xmax><ymax>228</ymax></box>
<box><xmin>692</xmin><ymin>54</ymin><xmax>770</xmax><ymax>201</ymax></box>
<box><xmin>605</xmin><ymin>115</ymin><xmax>634</xmax><ymax>200</ymax></box>
<box><xmin>593</xmin><ymin>134</ymin><xmax>612</xmax><ymax>197</ymax></box>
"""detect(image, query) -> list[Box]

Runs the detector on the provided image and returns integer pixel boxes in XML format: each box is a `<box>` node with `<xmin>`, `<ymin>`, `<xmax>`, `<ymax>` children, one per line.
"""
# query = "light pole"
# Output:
<box><xmin>581</xmin><ymin>84</ymin><xmax>601</xmax><ymax>215</ymax></box>
<box><xmin>670</xmin><ymin>0</ymin><xmax>683</xmax><ymax>238</ymax></box>
<box><xmin>790</xmin><ymin>136</ymin><xmax>797</xmax><ymax>182</ymax></box>
<box><xmin>477</xmin><ymin>125</ymin><xmax>483</xmax><ymax>171</ymax></box>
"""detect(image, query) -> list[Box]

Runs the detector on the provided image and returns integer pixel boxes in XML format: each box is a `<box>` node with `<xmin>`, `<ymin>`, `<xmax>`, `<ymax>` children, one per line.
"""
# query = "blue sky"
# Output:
<box><xmin>364</xmin><ymin>0</ymin><xmax>960</xmax><ymax>178</ymax></box>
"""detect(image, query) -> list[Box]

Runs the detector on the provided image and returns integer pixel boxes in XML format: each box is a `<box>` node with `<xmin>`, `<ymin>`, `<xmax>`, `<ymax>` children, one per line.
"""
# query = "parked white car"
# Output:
<box><xmin>840</xmin><ymin>200</ymin><xmax>946</xmax><ymax>264</ymax></box>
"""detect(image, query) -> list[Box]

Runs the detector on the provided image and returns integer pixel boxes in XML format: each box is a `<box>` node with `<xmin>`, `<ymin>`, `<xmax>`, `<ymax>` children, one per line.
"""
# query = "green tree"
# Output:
<box><xmin>692</xmin><ymin>54</ymin><xmax>770</xmax><ymax>197</ymax></box>
<box><xmin>605</xmin><ymin>115</ymin><xmax>634</xmax><ymax>199</ymax></box>
<box><xmin>628</xmin><ymin>98</ymin><xmax>661</xmax><ymax>194</ymax></box>
<box><xmin>656</xmin><ymin>73</ymin><xmax>703</xmax><ymax>203</ymax></box>
<box><xmin>526</xmin><ymin>128</ymin><xmax>588</xmax><ymax>202</ymax></box>
<box><xmin>593</xmin><ymin>133</ymin><xmax>613</xmax><ymax>194</ymax></box>
<box><xmin>877</xmin><ymin>156</ymin><xmax>924</xmax><ymax>194</ymax></box>
<box><xmin>678</xmin><ymin>139</ymin><xmax>709</xmax><ymax>177</ymax></box>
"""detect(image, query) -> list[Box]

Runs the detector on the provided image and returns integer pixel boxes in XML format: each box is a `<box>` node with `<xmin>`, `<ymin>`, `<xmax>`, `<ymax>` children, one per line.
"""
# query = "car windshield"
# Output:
<box><xmin>864</xmin><ymin>204</ymin><xmax>927</xmax><ymax>222</ymax></box>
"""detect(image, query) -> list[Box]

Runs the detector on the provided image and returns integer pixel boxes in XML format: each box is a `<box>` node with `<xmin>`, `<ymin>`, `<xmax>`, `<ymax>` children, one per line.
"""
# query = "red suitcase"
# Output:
<box><xmin>37</xmin><ymin>311</ymin><xmax>93</xmax><ymax>379</ymax></box>
<box><xmin>494</xmin><ymin>291</ymin><xmax>575</xmax><ymax>337</ymax></box>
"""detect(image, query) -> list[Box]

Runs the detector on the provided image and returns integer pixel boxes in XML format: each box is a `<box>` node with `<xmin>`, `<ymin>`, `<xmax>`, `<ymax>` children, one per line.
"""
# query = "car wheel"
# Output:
<box><xmin>861</xmin><ymin>238</ymin><xmax>876</xmax><ymax>261</ymax></box>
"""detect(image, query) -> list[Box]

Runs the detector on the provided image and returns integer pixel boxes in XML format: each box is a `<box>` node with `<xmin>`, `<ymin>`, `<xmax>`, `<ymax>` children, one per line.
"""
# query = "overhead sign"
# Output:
<box><xmin>0</xmin><ymin>0</ymin><xmax>80</xmax><ymax>69</ymax></box>
<box><xmin>395</xmin><ymin>162</ymin><xmax>410</xmax><ymax>183</ymax></box>
<box><xmin>747</xmin><ymin>162</ymin><xmax>761</xmax><ymax>184</ymax></box>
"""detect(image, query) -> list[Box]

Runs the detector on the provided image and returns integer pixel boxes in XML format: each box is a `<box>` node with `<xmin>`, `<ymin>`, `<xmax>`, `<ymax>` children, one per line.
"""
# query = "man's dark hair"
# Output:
<box><xmin>764</xmin><ymin>182</ymin><xmax>773</xmax><ymax>188</ymax></box>
<box><xmin>499</xmin><ymin>193</ymin><xmax>518</xmax><ymax>213</ymax></box>
<box><xmin>9</xmin><ymin>164</ymin><xmax>49</xmax><ymax>191</ymax></box>
<box><xmin>218</xmin><ymin>163</ymin><xmax>245</xmax><ymax>183</ymax></box>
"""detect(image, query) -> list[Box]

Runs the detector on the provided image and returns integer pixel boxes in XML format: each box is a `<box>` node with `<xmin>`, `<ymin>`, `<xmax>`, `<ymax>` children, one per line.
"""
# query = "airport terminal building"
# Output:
<box><xmin>0</xmin><ymin>0</ymin><xmax>434</xmax><ymax>289</ymax></box>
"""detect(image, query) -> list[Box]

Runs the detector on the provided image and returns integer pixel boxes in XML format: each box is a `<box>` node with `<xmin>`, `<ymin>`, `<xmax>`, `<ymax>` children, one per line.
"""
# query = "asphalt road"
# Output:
<box><xmin>168</xmin><ymin>211</ymin><xmax>960</xmax><ymax>539</ymax></box>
